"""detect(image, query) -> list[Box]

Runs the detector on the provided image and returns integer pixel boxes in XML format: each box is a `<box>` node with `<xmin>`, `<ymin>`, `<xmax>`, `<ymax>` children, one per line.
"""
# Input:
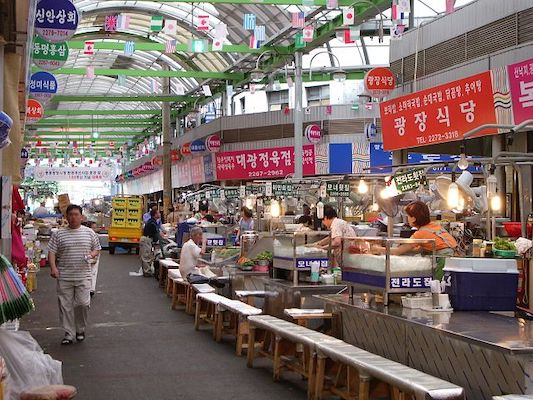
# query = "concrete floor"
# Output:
<box><xmin>22</xmin><ymin>250</ymin><xmax>308</xmax><ymax>400</ymax></box>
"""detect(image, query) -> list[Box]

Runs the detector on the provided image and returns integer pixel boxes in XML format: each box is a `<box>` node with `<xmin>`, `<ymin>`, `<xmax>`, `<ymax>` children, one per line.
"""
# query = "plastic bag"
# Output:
<box><xmin>0</xmin><ymin>330</ymin><xmax>63</xmax><ymax>400</ymax></box>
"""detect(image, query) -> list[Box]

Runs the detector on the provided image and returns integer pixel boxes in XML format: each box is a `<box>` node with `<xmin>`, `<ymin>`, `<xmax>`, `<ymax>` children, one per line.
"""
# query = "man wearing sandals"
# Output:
<box><xmin>48</xmin><ymin>204</ymin><xmax>101</xmax><ymax>345</ymax></box>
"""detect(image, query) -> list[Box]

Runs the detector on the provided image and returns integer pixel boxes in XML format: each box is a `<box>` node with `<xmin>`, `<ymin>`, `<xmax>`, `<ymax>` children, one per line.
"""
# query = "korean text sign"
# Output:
<box><xmin>215</xmin><ymin>145</ymin><xmax>315</xmax><ymax>180</ymax></box>
<box><xmin>380</xmin><ymin>71</ymin><xmax>497</xmax><ymax>151</ymax></box>
<box><xmin>393</xmin><ymin>168</ymin><xmax>426</xmax><ymax>193</ymax></box>
<box><xmin>508</xmin><ymin>58</ymin><xmax>533</xmax><ymax>125</ymax></box>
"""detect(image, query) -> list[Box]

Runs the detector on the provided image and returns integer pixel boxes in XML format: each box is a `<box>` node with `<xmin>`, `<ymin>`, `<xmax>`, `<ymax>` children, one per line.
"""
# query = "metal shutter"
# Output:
<box><xmin>466</xmin><ymin>14</ymin><xmax>517</xmax><ymax>60</ymax></box>
<box><xmin>518</xmin><ymin>7</ymin><xmax>533</xmax><ymax>44</ymax></box>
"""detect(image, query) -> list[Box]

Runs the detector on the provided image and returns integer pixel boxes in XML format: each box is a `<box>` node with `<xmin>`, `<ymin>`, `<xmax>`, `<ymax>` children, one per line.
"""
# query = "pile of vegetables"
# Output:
<box><xmin>494</xmin><ymin>237</ymin><xmax>516</xmax><ymax>251</ymax></box>
<box><xmin>215</xmin><ymin>247</ymin><xmax>240</xmax><ymax>259</ymax></box>
<box><xmin>254</xmin><ymin>251</ymin><xmax>273</xmax><ymax>262</ymax></box>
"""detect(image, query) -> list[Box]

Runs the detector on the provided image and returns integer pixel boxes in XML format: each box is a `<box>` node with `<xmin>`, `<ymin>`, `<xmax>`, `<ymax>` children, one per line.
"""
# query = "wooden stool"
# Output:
<box><xmin>19</xmin><ymin>385</ymin><xmax>77</xmax><ymax>400</ymax></box>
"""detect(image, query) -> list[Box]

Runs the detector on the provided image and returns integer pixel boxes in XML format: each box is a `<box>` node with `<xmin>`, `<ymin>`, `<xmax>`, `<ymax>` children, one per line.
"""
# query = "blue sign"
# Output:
<box><xmin>29</xmin><ymin>71</ymin><xmax>58</xmax><ymax>101</ymax></box>
<box><xmin>190</xmin><ymin>139</ymin><xmax>206</xmax><ymax>153</ymax></box>
<box><xmin>389</xmin><ymin>276</ymin><xmax>431</xmax><ymax>289</ymax></box>
<box><xmin>370</xmin><ymin>142</ymin><xmax>482</xmax><ymax>174</ymax></box>
<box><xmin>206</xmin><ymin>238</ymin><xmax>226</xmax><ymax>247</ymax></box>
<box><xmin>295</xmin><ymin>258</ymin><xmax>329</xmax><ymax>269</ymax></box>
<box><xmin>203</xmin><ymin>154</ymin><xmax>214</xmax><ymax>182</ymax></box>
<box><xmin>34</xmin><ymin>0</ymin><xmax>79</xmax><ymax>43</ymax></box>
<box><xmin>329</xmin><ymin>143</ymin><xmax>352</xmax><ymax>174</ymax></box>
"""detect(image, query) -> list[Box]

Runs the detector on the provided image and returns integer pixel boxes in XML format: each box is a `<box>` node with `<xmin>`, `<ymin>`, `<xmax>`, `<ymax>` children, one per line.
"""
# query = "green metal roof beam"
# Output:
<box><xmin>44</xmin><ymin>110</ymin><xmax>163</xmax><ymax>116</ymax></box>
<box><xmin>66</xmin><ymin>40</ymin><xmax>289</xmax><ymax>55</ymax></box>
<box><xmin>33</xmin><ymin>118</ymin><xmax>159</xmax><ymax>124</ymax></box>
<box><xmin>119</xmin><ymin>0</ymin><xmax>356</xmax><ymax>5</ymax></box>
<box><xmin>32</xmin><ymin>66</ymin><xmax>244</xmax><ymax>80</ymax></box>
<box><xmin>26</xmin><ymin>131</ymin><xmax>146</xmax><ymax>136</ymax></box>
<box><xmin>51</xmin><ymin>95</ymin><xmax>198</xmax><ymax>102</ymax></box>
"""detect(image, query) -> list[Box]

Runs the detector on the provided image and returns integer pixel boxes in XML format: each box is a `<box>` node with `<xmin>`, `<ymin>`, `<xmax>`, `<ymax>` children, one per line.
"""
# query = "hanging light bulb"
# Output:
<box><xmin>270</xmin><ymin>199</ymin><xmax>281</xmax><ymax>218</ymax></box>
<box><xmin>79</xmin><ymin>148</ymin><xmax>85</xmax><ymax>155</ymax></box>
<box><xmin>245</xmin><ymin>196</ymin><xmax>254</xmax><ymax>210</ymax></box>
<box><xmin>371</xmin><ymin>202</ymin><xmax>379</xmax><ymax>212</ymax></box>
<box><xmin>316</xmin><ymin>198</ymin><xmax>324</xmax><ymax>219</ymax></box>
<box><xmin>92</xmin><ymin>131</ymin><xmax>99</xmax><ymax>139</ymax></box>
<box><xmin>357</xmin><ymin>178</ymin><xmax>369</xmax><ymax>194</ymax></box>
<box><xmin>457</xmin><ymin>145</ymin><xmax>468</xmax><ymax>170</ymax></box>
<box><xmin>490</xmin><ymin>194</ymin><xmax>502</xmax><ymax>211</ymax></box>
<box><xmin>447</xmin><ymin>182</ymin><xmax>460</xmax><ymax>209</ymax></box>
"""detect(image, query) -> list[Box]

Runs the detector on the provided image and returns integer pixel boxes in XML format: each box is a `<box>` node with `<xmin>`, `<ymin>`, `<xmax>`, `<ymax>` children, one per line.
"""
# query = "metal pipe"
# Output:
<box><xmin>294</xmin><ymin>51</ymin><xmax>303</xmax><ymax>179</ymax></box>
<box><xmin>162</xmin><ymin>65</ymin><xmax>172</xmax><ymax>218</ymax></box>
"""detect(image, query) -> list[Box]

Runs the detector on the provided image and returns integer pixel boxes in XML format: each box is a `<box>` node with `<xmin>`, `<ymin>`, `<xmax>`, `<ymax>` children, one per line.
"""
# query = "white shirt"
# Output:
<box><xmin>330</xmin><ymin>218</ymin><xmax>355</xmax><ymax>239</ymax></box>
<box><xmin>34</xmin><ymin>206</ymin><xmax>49</xmax><ymax>216</ymax></box>
<box><xmin>179</xmin><ymin>239</ymin><xmax>202</xmax><ymax>278</ymax></box>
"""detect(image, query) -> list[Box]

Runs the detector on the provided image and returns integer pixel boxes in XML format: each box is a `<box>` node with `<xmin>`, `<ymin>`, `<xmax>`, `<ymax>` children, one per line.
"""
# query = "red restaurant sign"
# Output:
<box><xmin>215</xmin><ymin>145</ymin><xmax>315</xmax><ymax>180</ymax></box>
<box><xmin>380</xmin><ymin>71</ymin><xmax>497</xmax><ymax>151</ymax></box>
<box><xmin>364</xmin><ymin>67</ymin><xmax>396</xmax><ymax>98</ymax></box>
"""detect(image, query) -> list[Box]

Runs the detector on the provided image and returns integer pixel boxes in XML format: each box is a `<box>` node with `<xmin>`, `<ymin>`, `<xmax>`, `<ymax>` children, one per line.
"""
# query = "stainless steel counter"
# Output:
<box><xmin>318</xmin><ymin>293</ymin><xmax>533</xmax><ymax>399</ymax></box>
<box><xmin>263</xmin><ymin>279</ymin><xmax>346</xmax><ymax>319</ymax></box>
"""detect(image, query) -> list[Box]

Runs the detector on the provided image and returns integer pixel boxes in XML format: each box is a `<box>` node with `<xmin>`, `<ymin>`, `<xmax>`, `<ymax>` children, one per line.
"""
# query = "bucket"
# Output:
<box><xmin>253</xmin><ymin>264</ymin><xmax>269</xmax><ymax>272</ymax></box>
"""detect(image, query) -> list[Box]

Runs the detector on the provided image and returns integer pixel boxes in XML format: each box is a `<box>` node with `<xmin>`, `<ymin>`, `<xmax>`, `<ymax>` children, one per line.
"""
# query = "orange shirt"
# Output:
<box><xmin>411</xmin><ymin>222</ymin><xmax>457</xmax><ymax>251</ymax></box>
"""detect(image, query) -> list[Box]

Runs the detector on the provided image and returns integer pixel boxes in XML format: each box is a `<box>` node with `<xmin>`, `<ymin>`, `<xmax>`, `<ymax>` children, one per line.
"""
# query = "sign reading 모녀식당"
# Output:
<box><xmin>326</xmin><ymin>182</ymin><xmax>351</xmax><ymax>198</ymax></box>
<box><xmin>272</xmin><ymin>182</ymin><xmax>294</xmax><ymax>196</ymax></box>
<box><xmin>393</xmin><ymin>168</ymin><xmax>426</xmax><ymax>193</ymax></box>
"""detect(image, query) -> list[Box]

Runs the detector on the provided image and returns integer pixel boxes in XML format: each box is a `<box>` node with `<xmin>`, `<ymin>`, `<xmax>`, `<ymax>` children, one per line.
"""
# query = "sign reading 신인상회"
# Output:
<box><xmin>380</xmin><ymin>71</ymin><xmax>497</xmax><ymax>151</ymax></box>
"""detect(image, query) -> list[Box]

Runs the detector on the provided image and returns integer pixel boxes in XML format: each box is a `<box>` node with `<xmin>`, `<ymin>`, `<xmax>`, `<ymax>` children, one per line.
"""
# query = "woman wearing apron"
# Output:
<box><xmin>372</xmin><ymin>201</ymin><xmax>457</xmax><ymax>280</ymax></box>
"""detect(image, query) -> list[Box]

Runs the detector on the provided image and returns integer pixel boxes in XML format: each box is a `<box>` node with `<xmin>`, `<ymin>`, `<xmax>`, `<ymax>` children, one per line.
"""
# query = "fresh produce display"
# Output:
<box><xmin>241</xmin><ymin>260</ymin><xmax>255</xmax><ymax>267</ymax></box>
<box><xmin>494</xmin><ymin>237</ymin><xmax>516</xmax><ymax>251</ymax></box>
<box><xmin>254</xmin><ymin>251</ymin><xmax>273</xmax><ymax>261</ymax></box>
<box><xmin>213</xmin><ymin>247</ymin><xmax>240</xmax><ymax>259</ymax></box>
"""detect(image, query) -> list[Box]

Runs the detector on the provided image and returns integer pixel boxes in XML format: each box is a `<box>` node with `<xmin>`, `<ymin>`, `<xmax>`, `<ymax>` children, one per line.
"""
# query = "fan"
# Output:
<box><xmin>434</xmin><ymin>171</ymin><xmax>487</xmax><ymax>212</ymax></box>
<box><xmin>375</xmin><ymin>184</ymin><xmax>401</xmax><ymax>217</ymax></box>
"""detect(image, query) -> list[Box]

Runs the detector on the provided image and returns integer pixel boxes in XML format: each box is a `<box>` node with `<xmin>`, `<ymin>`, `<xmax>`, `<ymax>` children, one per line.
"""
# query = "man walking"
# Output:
<box><xmin>140</xmin><ymin>208</ymin><xmax>161</xmax><ymax>277</ymax></box>
<box><xmin>48</xmin><ymin>205</ymin><xmax>101</xmax><ymax>345</ymax></box>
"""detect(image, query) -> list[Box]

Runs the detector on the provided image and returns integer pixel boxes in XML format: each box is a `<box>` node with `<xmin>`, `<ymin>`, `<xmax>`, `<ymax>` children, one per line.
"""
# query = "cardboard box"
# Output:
<box><xmin>58</xmin><ymin>194</ymin><xmax>70</xmax><ymax>215</ymax></box>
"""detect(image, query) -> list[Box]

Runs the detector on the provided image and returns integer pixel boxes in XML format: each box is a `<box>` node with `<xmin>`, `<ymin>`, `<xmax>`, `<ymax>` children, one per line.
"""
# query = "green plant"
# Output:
<box><xmin>254</xmin><ymin>251</ymin><xmax>273</xmax><ymax>261</ymax></box>
<box><xmin>494</xmin><ymin>237</ymin><xmax>516</xmax><ymax>251</ymax></box>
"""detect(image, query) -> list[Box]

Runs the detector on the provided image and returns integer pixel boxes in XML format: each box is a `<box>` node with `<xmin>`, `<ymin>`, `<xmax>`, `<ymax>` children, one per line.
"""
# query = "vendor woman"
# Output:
<box><xmin>372</xmin><ymin>201</ymin><xmax>457</xmax><ymax>279</ymax></box>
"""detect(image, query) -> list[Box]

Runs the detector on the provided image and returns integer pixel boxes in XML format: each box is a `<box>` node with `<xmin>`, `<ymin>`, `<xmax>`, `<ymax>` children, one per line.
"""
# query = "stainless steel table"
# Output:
<box><xmin>318</xmin><ymin>293</ymin><xmax>533</xmax><ymax>400</ymax></box>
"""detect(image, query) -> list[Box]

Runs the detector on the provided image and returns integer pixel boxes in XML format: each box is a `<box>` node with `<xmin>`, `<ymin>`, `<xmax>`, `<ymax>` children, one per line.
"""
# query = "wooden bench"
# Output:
<box><xmin>314</xmin><ymin>340</ymin><xmax>465</xmax><ymax>400</ymax></box>
<box><xmin>186</xmin><ymin>283</ymin><xmax>215</xmax><ymax>315</ymax></box>
<box><xmin>247</xmin><ymin>315</ymin><xmax>342</xmax><ymax>400</ymax></box>
<box><xmin>166</xmin><ymin>268</ymin><xmax>182</xmax><ymax>296</ymax></box>
<box><xmin>493</xmin><ymin>396</ymin><xmax>533</xmax><ymax>399</ymax></box>
<box><xmin>284</xmin><ymin>308</ymin><xmax>333</xmax><ymax>328</ymax></box>
<box><xmin>158</xmin><ymin>258</ymin><xmax>179</xmax><ymax>289</ymax></box>
<box><xmin>217</xmin><ymin>299</ymin><xmax>262</xmax><ymax>356</ymax></box>
<box><xmin>235</xmin><ymin>290</ymin><xmax>267</xmax><ymax>307</ymax></box>
<box><xmin>195</xmin><ymin>292</ymin><xmax>225</xmax><ymax>337</ymax></box>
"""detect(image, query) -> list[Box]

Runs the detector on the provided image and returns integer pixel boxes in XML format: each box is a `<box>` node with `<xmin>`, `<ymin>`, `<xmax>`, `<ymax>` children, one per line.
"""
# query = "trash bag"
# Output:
<box><xmin>0</xmin><ymin>330</ymin><xmax>63</xmax><ymax>400</ymax></box>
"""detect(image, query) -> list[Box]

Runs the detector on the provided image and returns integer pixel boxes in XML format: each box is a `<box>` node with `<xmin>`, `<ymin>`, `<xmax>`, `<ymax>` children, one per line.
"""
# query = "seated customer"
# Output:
<box><xmin>179</xmin><ymin>226</ymin><xmax>208</xmax><ymax>279</ymax></box>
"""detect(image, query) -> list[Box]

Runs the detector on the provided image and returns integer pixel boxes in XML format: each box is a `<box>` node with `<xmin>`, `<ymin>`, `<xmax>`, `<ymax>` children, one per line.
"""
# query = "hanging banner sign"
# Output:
<box><xmin>34</xmin><ymin>167</ymin><xmax>112</xmax><ymax>181</ymax></box>
<box><xmin>215</xmin><ymin>145</ymin><xmax>315</xmax><ymax>180</ymax></box>
<box><xmin>170</xmin><ymin>149</ymin><xmax>181</xmax><ymax>162</ymax></box>
<box><xmin>272</xmin><ymin>182</ymin><xmax>294</xmax><ymax>196</ymax></box>
<box><xmin>364</xmin><ymin>67</ymin><xmax>396</xmax><ymax>98</ymax></box>
<box><xmin>34</xmin><ymin>0</ymin><xmax>79</xmax><ymax>43</ymax></box>
<box><xmin>380</xmin><ymin>71</ymin><xmax>497</xmax><ymax>151</ymax></box>
<box><xmin>304</xmin><ymin>124</ymin><xmax>322</xmax><ymax>144</ymax></box>
<box><xmin>221</xmin><ymin>188</ymin><xmax>240</xmax><ymax>199</ymax></box>
<box><xmin>326</xmin><ymin>182</ymin><xmax>351</xmax><ymax>197</ymax></box>
<box><xmin>246</xmin><ymin>185</ymin><xmax>266</xmax><ymax>195</ymax></box>
<box><xmin>205</xmin><ymin>134</ymin><xmax>221</xmax><ymax>152</ymax></box>
<box><xmin>180</xmin><ymin>142</ymin><xmax>192</xmax><ymax>156</ymax></box>
<box><xmin>190</xmin><ymin>156</ymin><xmax>205</xmax><ymax>184</ymax></box>
<box><xmin>32</xmin><ymin>36</ymin><xmax>69</xmax><ymax>70</ymax></box>
<box><xmin>26</xmin><ymin>99</ymin><xmax>44</xmax><ymax>124</ymax></box>
<box><xmin>203</xmin><ymin>154</ymin><xmax>215</xmax><ymax>182</ymax></box>
<box><xmin>507</xmin><ymin>57</ymin><xmax>533</xmax><ymax>125</ymax></box>
<box><xmin>29</xmin><ymin>71</ymin><xmax>58</xmax><ymax>102</ymax></box>
<box><xmin>393</xmin><ymin>168</ymin><xmax>426</xmax><ymax>193</ymax></box>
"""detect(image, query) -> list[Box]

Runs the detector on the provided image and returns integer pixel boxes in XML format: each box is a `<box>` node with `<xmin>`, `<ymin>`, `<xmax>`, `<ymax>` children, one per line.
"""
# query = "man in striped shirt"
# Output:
<box><xmin>49</xmin><ymin>204</ymin><xmax>101</xmax><ymax>345</ymax></box>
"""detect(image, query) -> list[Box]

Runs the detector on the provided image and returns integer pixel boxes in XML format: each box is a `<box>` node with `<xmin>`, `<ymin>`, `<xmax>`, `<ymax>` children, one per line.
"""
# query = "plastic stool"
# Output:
<box><xmin>19</xmin><ymin>385</ymin><xmax>77</xmax><ymax>400</ymax></box>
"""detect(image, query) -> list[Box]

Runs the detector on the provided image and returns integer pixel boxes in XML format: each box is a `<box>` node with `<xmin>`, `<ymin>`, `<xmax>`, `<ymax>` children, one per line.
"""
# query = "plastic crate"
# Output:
<box><xmin>443</xmin><ymin>258</ymin><xmax>518</xmax><ymax>311</ymax></box>
<box><xmin>112</xmin><ymin>217</ymin><xmax>125</xmax><ymax>227</ymax></box>
<box><xmin>127</xmin><ymin>209</ymin><xmax>141</xmax><ymax>219</ymax></box>
<box><xmin>127</xmin><ymin>198</ymin><xmax>143</xmax><ymax>210</ymax></box>
<box><xmin>113</xmin><ymin>208</ymin><xmax>126</xmax><ymax>217</ymax></box>
<box><xmin>112</xmin><ymin>198</ymin><xmax>127</xmax><ymax>208</ymax></box>
<box><xmin>126</xmin><ymin>218</ymin><xmax>141</xmax><ymax>228</ymax></box>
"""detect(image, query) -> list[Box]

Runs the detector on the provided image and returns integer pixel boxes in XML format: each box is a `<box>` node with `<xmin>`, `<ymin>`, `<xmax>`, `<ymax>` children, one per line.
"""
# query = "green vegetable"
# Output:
<box><xmin>242</xmin><ymin>260</ymin><xmax>255</xmax><ymax>267</ymax></box>
<box><xmin>494</xmin><ymin>237</ymin><xmax>516</xmax><ymax>251</ymax></box>
<box><xmin>255</xmin><ymin>251</ymin><xmax>273</xmax><ymax>261</ymax></box>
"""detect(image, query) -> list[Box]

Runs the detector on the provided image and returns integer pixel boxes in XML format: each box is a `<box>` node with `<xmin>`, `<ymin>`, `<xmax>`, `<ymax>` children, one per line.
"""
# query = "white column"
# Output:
<box><xmin>293</xmin><ymin>51</ymin><xmax>303</xmax><ymax>179</ymax></box>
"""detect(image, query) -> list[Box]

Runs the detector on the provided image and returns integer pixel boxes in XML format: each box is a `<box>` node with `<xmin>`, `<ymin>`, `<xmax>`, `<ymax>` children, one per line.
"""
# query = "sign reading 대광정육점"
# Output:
<box><xmin>33</xmin><ymin>167</ymin><xmax>112</xmax><ymax>181</ymax></box>
<box><xmin>393</xmin><ymin>168</ymin><xmax>426</xmax><ymax>193</ymax></box>
<box><xmin>380</xmin><ymin>71</ymin><xmax>497</xmax><ymax>151</ymax></box>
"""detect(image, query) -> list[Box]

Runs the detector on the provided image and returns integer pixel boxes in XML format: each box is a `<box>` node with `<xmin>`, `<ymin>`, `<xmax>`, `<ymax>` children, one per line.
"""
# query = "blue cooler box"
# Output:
<box><xmin>443</xmin><ymin>258</ymin><xmax>518</xmax><ymax>311</ymax></box>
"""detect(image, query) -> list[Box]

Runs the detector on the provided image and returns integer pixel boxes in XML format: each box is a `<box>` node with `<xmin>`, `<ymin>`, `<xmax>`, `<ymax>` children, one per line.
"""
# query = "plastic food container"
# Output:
<box><xmin>503</xmin><ymin>222</ymin><xmax>532</xmax><ymax>237</ymax></box>
<box><xmin>443</xmin><ymin>258</ymin><xmax>518</xmax><ymax>311</ymax></box>
<box><xmin>493</xmin><ymin>248</ymin><xmax>517</xmax><ymax>258</ymax></box>
<box><xmin>401</xmin><ymin>294</ymin><xmax>432</xmax><ymax>309</ymax></box>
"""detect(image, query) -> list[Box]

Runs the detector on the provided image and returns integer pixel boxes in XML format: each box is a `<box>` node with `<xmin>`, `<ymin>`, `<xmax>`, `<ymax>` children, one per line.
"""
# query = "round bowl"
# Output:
<box><xmin>493</xmin><ymin>248</ymin><xmax>517</xmax><ymax>258</ymax></box>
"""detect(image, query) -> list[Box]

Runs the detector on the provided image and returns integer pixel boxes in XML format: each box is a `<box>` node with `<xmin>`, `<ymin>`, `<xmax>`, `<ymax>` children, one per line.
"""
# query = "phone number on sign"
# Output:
<box><xmin>247</xmin><ymin>170</ymin><xmax>285</xmax><ymax>178</ymax></box>
<box><xmin>416</xmin><ymin>130</ymin><xmax>460</xmax><ymax>145</ymax></box>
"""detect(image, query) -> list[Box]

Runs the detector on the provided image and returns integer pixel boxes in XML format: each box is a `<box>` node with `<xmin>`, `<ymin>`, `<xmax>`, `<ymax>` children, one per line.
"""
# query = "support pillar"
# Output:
<box><xmin>294</xmin><ymin>51</ymin><xmax>303</xmax><ymax>180</ymax></box>
<box><xmin>162</xmin><ymin>66</ymin><xmax>172</xmax><ymax>219</ymax></box>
